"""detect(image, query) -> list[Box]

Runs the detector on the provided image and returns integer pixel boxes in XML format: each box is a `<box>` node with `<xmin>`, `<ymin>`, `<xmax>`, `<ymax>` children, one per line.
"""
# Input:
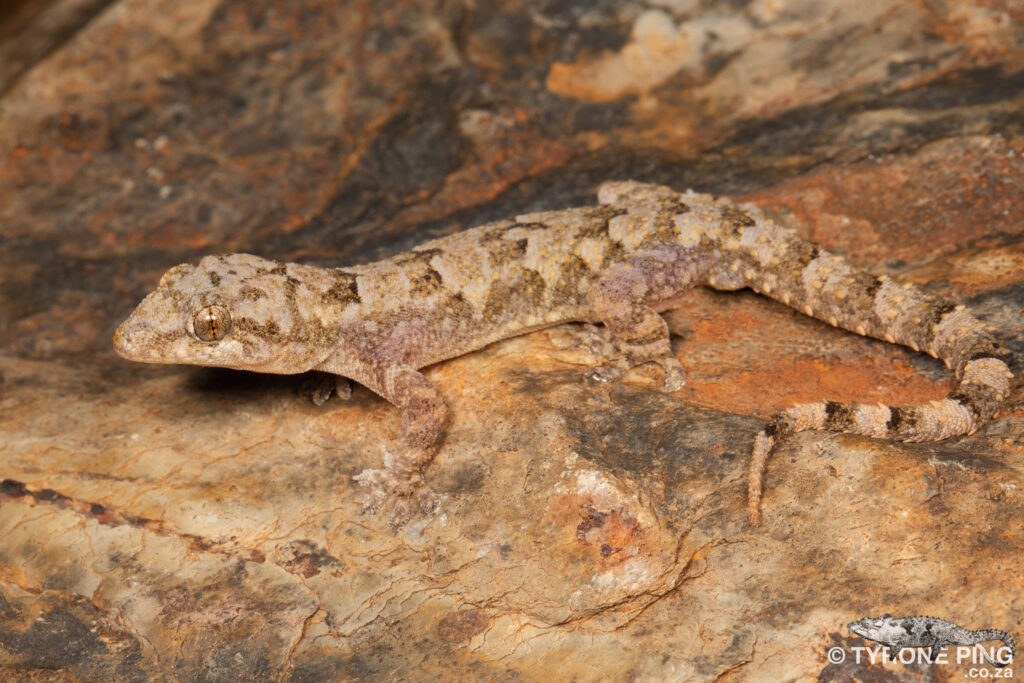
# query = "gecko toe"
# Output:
<box><xmin>357</xmin><ymin>490</ymin><xmax>388</xmax><ymax>516</ymax></box>
<box><xmin>415</xmin><ymin>486</ymin><xmax>441</xmax><ymax>515</ymax></box>
<box><xmin>590</xmin><ymin>354</ymin><xmax>686</xmax><ymax>392</ymax></box>
<box><xmin>591</xmin><ymin>359</ymin><xmax>629</xmax><ymax>384</ymax></box>
<box><xmin>354</xmin><ymin>467</ymin><xmax>440</xmax><ymax>524</ymax></box>
<box><xmin>353</xmin><ymin>468</ymin><xmax>390</xmax><ymax>514</ymax></box>
<box><xmin>386</xmin><ymin>498</ymin><xmax>412</xmax><ymax>528</ymax></box>
<box><xmin>655</xmin><ymin>356</ymin><xmax>686</xmax><ymax>392</ymax></box>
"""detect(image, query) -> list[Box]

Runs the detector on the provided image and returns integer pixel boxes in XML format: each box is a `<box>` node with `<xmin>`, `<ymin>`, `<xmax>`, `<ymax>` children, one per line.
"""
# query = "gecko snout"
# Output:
<box><xmin>112</xmin><ymin>320</ymin><xmax>135</xmax><ymax>359</ymax></box>
<box><xmin>112</xmin><ymin>314</ymin><xmax>157</xmax><ymax>361</ymax></box>
<box><xmin>112</xmin><ymin>318</ymin><xmax>171</xmax><ymax>363</ymax></box>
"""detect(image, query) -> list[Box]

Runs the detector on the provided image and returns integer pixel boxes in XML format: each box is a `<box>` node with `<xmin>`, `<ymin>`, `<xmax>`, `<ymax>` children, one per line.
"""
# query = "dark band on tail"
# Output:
<box><xmin>949</xmin><ymin>382</ymin><xmax>1004</xmax><ymax>424</ymax></box>
<box><xmin>763</xmin><ymin>414</ymin><xmax>795</xmax><ymax>440</ymax></box>
<box><xmin>824</xmin><ymin>401</ymin><xmax>855</xmax><ymax>431</ymax></box>
<box><xmin>885</xmin><ymin>406</ymin><xmax>918</xmax><ymax>435</ymax></box>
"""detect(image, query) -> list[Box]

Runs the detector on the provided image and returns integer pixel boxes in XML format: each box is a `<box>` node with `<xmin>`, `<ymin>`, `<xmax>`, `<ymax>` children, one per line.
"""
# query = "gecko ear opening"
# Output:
<box><xmin>193</xmin><ymin>304</ymin><xmax>232</xmax><ymax>342</ymax></box>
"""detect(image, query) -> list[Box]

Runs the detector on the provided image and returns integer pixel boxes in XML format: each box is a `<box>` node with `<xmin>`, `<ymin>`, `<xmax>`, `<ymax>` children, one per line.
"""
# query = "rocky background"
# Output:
<box><xmin>1</xmin><ymin>0</ymin><xmax>1022</xmax><ymax>680</ymax></box>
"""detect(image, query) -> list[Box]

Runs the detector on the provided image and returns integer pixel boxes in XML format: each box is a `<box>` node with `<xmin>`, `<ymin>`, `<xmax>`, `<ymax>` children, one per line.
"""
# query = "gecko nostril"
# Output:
<box><xmin>112</xmin><ymin>325</ymin><xmax>130</xmax><ymax>355</ymax></box>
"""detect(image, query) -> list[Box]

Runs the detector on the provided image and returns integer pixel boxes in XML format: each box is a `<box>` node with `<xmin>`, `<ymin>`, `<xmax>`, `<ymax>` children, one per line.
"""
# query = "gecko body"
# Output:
<box><xmin>849</xmin><ymin>614</ymin><xmax>1015</xmax><ymax>667</ymax></box>
<box><xmin>114</xmin><ymin>181</ymin><xmax>1013</xmax><ymax>524</ymax></box>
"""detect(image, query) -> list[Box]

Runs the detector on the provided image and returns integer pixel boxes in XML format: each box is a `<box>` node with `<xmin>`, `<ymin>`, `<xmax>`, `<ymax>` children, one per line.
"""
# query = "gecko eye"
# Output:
<box><xmin>193</xmin><ymin>304</ymin><xmax>232</xmax><ymax>342</ymax></box>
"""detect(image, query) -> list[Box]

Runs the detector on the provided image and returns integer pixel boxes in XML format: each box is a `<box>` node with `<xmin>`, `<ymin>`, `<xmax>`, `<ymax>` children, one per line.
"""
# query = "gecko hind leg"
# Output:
<box><xmin>585</xmin><ymin>246</ymin><xmax>710</xmax><ymax>393</ymax></box>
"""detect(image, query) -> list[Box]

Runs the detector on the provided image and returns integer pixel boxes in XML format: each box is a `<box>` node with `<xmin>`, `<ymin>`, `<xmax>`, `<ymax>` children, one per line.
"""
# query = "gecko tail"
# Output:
<box><xmin>746</xmin><ymin>355</ymin><xmax>1012</xmax><ymax>525</ymax></box>
<box><xmin>972</xmin><ymin>629</ymin><xmax>1015</xmax><ymax>668</ymax></box>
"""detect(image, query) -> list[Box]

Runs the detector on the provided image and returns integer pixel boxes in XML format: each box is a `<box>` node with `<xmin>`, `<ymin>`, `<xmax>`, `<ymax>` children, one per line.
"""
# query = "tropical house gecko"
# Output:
<box><xmin>114</xmin><ymin>181</ymin><xmax>1013</xmax><ymax>525</ymax></box>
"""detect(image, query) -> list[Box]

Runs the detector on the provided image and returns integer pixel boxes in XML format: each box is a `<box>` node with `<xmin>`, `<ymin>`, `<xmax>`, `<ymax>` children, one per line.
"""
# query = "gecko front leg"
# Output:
<box><xmin>353</xmin><ymin>364</ymin><xmax>447</xmax><ymax>525</ymax></box>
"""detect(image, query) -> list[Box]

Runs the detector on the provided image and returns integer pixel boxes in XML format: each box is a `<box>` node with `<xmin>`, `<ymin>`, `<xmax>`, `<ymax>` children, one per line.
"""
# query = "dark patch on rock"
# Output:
<box><xmin>437</xmin><ymin>609</ymin><xmax>490</xmax><ymax>644</ymax></box>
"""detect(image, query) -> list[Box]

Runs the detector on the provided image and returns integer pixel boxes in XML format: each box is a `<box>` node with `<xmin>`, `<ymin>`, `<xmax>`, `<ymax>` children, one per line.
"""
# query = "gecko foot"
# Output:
<box><xmin>550</xmin><ymin>324</ymin><xmax>686</xmax><ymax>392</ymax></box>
<box><xmin>548</xmin><ymin>323</ymin><xmax>617</xmax><ymax>357</ymax></box>
<box><xmin>592</xmin><ymin>354</ymin><xmax>686</xmax><ymax>392</ymax></box>
<box><xmin>354</xmin><ymin>467</ymin><xmax>440</xmax><ymax>527</ymax></box>
<box><xmin>615</xmin><ymin>337</ymin><xmax>686</xmax><ymax>392</ymax></box>
<box><xmin>302</xmin><ymin>372</ymin><xmax>352</xmax><ymax>406</ymax></box>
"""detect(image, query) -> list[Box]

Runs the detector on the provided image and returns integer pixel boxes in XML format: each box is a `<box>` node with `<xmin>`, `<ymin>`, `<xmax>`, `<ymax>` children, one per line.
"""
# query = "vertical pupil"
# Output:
<box><xmin>195</xmin><ymin>306</ymin><xmax>230</xmax><ymax>341</ymax></box>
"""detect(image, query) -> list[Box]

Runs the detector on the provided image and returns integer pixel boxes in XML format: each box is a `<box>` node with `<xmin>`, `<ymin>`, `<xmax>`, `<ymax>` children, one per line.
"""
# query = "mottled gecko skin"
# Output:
<box><xmin>113</xmin><ymin>181</ymin><xmax>1013</xmax><ymax>525</ymax></box>
<box><xmin>849</xmin><ymin>614</ymin><xmax>1015</xmax><ymax>667</ymax></box>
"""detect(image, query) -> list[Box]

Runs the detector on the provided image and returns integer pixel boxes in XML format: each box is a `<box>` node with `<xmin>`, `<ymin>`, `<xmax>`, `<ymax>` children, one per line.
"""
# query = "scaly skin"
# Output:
<box><xmin>113</xmin><ymin>181</ymin><xmax>1013</xmax><ymax>525</ymax></box>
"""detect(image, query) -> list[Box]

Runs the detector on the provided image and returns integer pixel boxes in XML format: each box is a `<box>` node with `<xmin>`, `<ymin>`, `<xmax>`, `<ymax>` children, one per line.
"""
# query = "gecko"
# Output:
<box><xmin>113</xmin><ymin>180</ymin><xmax>1014</xmax><ymax>525</ymax></box>
<box><xmin>849</xmin><ymin>614</ymin><xmax>1015</xmax><ymax>667</ymax></box>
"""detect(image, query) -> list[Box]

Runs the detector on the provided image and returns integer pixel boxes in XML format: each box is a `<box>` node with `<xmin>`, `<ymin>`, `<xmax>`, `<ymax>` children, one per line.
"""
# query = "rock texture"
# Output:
<box><xmin>1</xmin><ymin>1</ymin><xmax>1022</xmax><ymax>680</ymax></box>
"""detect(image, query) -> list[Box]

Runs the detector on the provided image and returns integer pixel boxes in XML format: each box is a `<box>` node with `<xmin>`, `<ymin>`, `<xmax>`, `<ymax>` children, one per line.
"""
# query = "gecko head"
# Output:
<box><xmin>114</xmin><ymin>254</ymin><xmax>326</xmax><ymax>373</ymax></box>
<box><xmin>848</xmin><ymin>614</ymin><xmax>900</xmax><ymax>642</ymax></box>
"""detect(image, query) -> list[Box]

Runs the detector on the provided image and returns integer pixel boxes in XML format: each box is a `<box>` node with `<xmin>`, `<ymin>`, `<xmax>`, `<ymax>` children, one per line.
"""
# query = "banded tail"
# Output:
<box><xmin>744</xmin><ymin>241</ymin><xmax>1013</xmax><ymax>525</ymax></box>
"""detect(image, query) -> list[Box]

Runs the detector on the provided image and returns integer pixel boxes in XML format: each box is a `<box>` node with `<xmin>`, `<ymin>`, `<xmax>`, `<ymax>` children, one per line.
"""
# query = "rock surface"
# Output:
<box><xmin>1</xmin><ymin>1</ymin><xmax>1022</xmax><ymax>680</ymax></box>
